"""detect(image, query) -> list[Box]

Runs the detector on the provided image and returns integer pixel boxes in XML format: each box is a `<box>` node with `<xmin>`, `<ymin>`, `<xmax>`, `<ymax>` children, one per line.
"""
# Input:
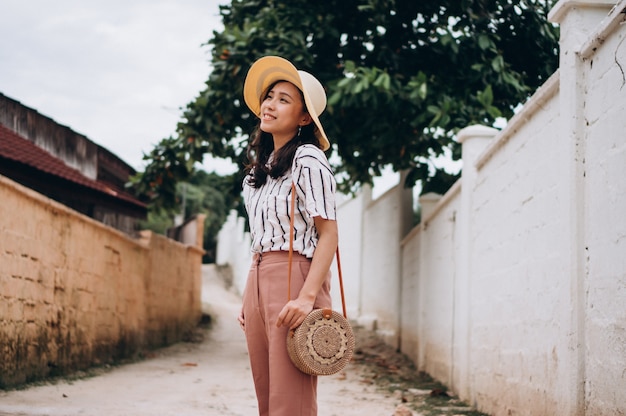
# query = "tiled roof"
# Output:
<box><xmin>0</xmin><ymin>124</ymin><xmax>145</xmax><ymax>208</ymax></box>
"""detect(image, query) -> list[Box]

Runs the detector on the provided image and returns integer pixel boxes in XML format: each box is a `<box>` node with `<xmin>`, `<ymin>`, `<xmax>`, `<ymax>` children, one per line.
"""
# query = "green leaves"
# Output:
<box><xmin>476</xmin><ymin>85</ymin><xmax>501</xmax><ymax>119</ymax></box>
<box><xmin>132</xmin><ymin>0</ymin><xmax>559</xmax><ymax>212</ymax></box>
<box><xmin>477</xmin><ymin>34</ymin><xmax>493</xmax><ymax>51</ymax></box>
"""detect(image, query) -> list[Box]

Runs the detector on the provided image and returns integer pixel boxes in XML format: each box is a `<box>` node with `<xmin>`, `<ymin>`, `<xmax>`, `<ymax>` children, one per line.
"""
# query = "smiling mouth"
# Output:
<box><xmin>262</xmin><ymin>113</ymin><xmax>276</xmax><ymax>120</ymax></box>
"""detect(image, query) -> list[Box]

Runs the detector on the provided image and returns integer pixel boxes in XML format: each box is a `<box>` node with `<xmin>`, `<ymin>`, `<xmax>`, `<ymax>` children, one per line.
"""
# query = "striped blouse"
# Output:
<box><xmin>243</xmin><ymin>144</ymin><xmax>337</xmax><ymax>258</ymax></box>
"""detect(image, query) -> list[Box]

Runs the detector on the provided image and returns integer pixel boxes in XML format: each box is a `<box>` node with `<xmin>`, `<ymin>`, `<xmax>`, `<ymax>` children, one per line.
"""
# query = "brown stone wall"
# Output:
<box><xmin>0</xmin><ymin>175</ymin><xmax>203</xmax><ymax>388</ymax></box>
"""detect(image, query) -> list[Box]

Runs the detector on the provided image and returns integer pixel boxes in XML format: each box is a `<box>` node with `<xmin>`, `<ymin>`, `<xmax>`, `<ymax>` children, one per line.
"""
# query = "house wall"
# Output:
<box><xmin>215</xmin><ymin>1</ymin><xmax>626</xmax><ymax>414</ymax></box>
<box><xmin>0</xmin><ymin>175</ymin><xmax>203</xmax><ymax>388</ymax></box>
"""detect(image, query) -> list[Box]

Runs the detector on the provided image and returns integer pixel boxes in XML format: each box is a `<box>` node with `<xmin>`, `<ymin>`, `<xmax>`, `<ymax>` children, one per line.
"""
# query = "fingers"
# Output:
<box><xmin>238</xmin><ymin>311</ymin><xmax>245</xmax><ymax>331</ymax></box>
<box><xmin>289</xmin><ymin>315</ymin><xmax>304</xmax><ymax>330</ymax></box>
<box><xmin>276</xmin><ymin>305</ymin><xmax>289</xmax><ymax>328</ymax></box>
<box><xmin>276</xmin><ymin>301</ymin><xmax>310</xmax><ymax>329</ymax></box>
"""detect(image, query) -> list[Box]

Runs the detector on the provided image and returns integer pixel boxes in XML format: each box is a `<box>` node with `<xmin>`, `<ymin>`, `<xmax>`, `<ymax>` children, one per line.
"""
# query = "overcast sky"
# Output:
<box><xmin>0</xmin><ymin>0</ymin><xmax>238</xmax><ymax>174</ymax></box>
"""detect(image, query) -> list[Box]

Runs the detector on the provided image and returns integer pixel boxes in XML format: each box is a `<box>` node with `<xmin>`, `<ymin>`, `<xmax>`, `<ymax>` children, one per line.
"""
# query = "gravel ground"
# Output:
<box><xmin>0</xmin><ymin>265</ymin><xmax>487</xmax><ymax>416</ymax></box>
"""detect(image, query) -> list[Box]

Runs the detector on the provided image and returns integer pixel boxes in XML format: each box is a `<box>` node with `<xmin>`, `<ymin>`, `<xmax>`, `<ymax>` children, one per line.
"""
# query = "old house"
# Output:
<box><xmin>0</xmin><ymin>92</ymin><xmax>147</xmax><ymax>234</ymax></box>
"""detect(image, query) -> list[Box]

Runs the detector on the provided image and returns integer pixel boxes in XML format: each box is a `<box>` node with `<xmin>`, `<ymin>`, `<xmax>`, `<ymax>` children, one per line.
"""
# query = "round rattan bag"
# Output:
<box><xmin>287</xmin><ymin>308</ymin><xmax>355</xmax><ymax>376</ymax></box>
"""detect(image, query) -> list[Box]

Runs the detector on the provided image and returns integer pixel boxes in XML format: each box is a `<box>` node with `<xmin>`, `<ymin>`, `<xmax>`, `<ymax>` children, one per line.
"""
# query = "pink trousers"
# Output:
<box><xmin>242</xmin><ymin>251</ymin><xmax>331</xmax><ymax>416</ymax></box>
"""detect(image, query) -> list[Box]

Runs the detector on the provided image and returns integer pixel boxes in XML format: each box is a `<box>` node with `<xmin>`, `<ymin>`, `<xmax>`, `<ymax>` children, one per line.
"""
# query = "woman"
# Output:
<box><xmin>237</xmin><ymin>56</ymin><xmax>338</xmax><ymax>416</ymax></box>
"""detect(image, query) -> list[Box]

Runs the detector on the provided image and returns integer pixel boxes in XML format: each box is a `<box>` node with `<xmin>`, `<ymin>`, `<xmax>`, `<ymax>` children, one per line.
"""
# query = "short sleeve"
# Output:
<box><xmin>292</xmin><ymin>145</ymin><xmax>336</xmax><ymax>220</ymax></box>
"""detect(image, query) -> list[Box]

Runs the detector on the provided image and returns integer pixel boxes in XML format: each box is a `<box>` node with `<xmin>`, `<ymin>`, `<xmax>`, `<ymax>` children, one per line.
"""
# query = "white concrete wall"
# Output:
<box><xmin>215</xmin><ymin>1</ymin><xmax>626</xmax><ymax>414</ymax></box>
<box><xmin>399</xmin><ymin>192</ymin><xmax>448</xmax><ymax>367</ymax></box>
<box><xmin>333</xmin><ymin>187</ymin><xmax>371</xmax><ymax>318</ymax></box>
<box><xmin>216</xmin><ymin>210</ymin><xmax>251</xmax><ymax>294</ymax></box>
<box><xmin>404</xmin><ymin>188</ymin><xmax>461</xmax><ymax>384</ymax></box>
<box><xmin>469</xmin><ymin>83</ymin><xmax>569</xmax><ymax>415</ymax></box>
<box><xmin>359</xmin><ymin>180</ymin><xmax>413</xmax><ymax>345</ymax></box>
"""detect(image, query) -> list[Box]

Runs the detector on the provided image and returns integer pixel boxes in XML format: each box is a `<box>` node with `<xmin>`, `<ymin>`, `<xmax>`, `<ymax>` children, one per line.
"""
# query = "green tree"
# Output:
<box><xmin>138</xmin><ymin>170</ymin><xmax>243</xmax><ymax>262</ymax></box>
<box><xmin>131</xmin><ymin>0</ymin><xmax>559</xmax><ymax>210</ymax></box>
<box><xmin>182</xmin><ymin>170</ymin><xmax>245</xmax><ymax>262</ymax></box>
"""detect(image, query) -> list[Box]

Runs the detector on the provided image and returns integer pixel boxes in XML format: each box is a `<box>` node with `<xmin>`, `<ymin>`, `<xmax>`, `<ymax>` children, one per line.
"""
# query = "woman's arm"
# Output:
<box><xmin>276</xmin><ymin>216</ymin><xmax>338</xmax><ymax>330</ymax></box>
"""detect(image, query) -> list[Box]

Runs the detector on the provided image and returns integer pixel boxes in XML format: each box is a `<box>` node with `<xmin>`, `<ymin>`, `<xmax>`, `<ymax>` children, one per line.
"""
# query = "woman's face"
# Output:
<box><xmin>260</xmin><ymin>81</ymin><xmax>311</xmax><ymax>143</ymax></box>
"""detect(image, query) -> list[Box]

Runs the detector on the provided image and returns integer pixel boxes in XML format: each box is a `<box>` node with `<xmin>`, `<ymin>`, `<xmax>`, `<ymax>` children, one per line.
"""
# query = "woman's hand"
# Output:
<box><xmin>238</xmin><ymin>309</ymin><xmax>245</xmax><ymax>331</ymax></box>
<box><xmin>276</xmin><ymin>298</ymin><xmax>314</xmax><ymax>330</ymax></box>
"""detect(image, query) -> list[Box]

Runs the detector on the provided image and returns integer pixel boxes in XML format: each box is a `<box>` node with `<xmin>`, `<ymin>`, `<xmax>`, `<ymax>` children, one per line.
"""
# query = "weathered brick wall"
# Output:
<box><xmin>140</xmin><ymin>228</ymin><xmax>203</xmax><ymax>347</ymax></box>
<box><xmin>0</xmin><ymin>176</ymin><xmax>203</xmax><ymax>388</ymax></box>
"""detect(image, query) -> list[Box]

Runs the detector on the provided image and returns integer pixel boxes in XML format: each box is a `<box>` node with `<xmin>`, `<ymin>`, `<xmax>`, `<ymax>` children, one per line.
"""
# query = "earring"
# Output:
<box><xmin>297</xmin><ymin>126</ymin><xmax>302</xmax><ymax>137</ymax></box>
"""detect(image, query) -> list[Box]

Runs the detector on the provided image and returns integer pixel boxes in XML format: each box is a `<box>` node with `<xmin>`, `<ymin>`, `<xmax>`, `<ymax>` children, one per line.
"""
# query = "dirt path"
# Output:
<box><xmin>0</xmin><ymin>265</ymin><xmax>404</xmax><ymax>416</ymax></box>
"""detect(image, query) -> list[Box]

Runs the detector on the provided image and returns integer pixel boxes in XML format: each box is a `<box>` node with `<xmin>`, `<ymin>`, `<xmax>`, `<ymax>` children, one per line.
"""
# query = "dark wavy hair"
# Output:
<box><xmin>245</xmin><ymin>80</ymin><xmax>321</xmax><ymax>188</ymax></box>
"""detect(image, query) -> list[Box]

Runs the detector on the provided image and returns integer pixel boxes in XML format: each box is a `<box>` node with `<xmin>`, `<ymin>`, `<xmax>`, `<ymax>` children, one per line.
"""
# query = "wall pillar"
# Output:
<box><xmin>548</xmin><ymin>1</ymin><xmax>615</xmax><ymax>414</ymax></box>
<box><xmin>418</xmin><ymin>192</ymin><xmax>441</xmax><ymax>221</ymax></box>
<box><xmin>414</xmin><ymin>192</ymin><xmax>442</xmax><ymax>370</ymax></box>
<box><xmin>455</xmin><ymin>125</ymin><xmax>497</xmax><ymax>401</ymax></box>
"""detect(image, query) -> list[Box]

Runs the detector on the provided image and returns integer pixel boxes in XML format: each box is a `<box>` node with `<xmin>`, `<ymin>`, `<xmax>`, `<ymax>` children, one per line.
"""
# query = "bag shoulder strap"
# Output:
<box><xmin>287</xmin><ymin>183</ymin><xmax>348</xmax><ymax>318</ymax></box>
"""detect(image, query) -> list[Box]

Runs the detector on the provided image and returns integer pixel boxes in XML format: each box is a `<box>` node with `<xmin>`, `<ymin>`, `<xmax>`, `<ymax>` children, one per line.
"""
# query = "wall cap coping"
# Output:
<box><xmin>419</xmin><ymin>192</ymin><xmax>443</xmax><ymax>203</ymax></box>
<box><xmin>457</xmin><ymin>125</ymin><xmax>499</xmax><ymax>144</ymax></box>
<box><xmin>549</xmin><ymin>0</ymin><xmax>617</xmax><ymax>24</ymax></box>
<box><xmin>579</xmin><ymin>0</ymin><xmax>626</xmax><ymax>58</ymax></box>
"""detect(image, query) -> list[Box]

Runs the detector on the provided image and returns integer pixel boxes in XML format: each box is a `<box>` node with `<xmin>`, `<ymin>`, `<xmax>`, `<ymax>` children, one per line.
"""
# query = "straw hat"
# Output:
<box><xmin>243</xmin><ymin>56</ymin><xmax>330</xmax><ymax>151</ymax></box>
